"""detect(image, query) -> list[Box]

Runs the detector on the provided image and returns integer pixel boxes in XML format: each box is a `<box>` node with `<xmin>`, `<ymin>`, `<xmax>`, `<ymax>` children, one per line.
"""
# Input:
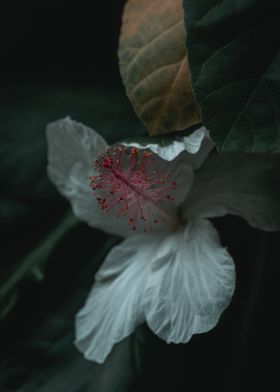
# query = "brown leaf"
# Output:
<box><xmin>118</xmin><ymin>0</ymin><xmax>200</xmax><ymax>136</ymax></box>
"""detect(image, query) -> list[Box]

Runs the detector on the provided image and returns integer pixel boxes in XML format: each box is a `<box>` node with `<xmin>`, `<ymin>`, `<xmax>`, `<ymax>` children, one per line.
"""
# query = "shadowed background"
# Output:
<box><xmin>0</xmin><ymin>1</ymin><xmax>279</xmax><ymax>391</ymax></box>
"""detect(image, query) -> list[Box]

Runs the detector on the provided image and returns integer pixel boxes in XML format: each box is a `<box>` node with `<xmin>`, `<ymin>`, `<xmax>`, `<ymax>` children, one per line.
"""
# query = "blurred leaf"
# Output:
<box><xmin>0</xmin><ymin>84</ymin><xmax>145</xmax><ymax>202</ymax></box>
<box><xmin>0</xmin><ymin>211</ymin><xmax>78</xmax><ymax>319</ymax></box>
<box><xmin>183</xmin><ymin>0</ymin><xmax>280</xmax><ymax>152</ymax></box>
<box><xmin>0</xmin><ymin>291</ymin><xmax>18</xmax><ymax>321</ymax></box>
<box><xmin>0</xmin><ymin>199</ymin><xmax>30</xmax><ymax>224</ymax></box>
<box><xmin>119</xmin><ymin>0</ymin><xmax>200</xmax><ymax>136</ymax></box>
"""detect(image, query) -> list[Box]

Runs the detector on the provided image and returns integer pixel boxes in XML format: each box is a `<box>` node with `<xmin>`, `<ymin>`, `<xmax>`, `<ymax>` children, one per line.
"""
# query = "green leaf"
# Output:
<box><xmin>183</xmin><ymin>0</ymin><xmax>280</xmax><ymax>152</ymax></box>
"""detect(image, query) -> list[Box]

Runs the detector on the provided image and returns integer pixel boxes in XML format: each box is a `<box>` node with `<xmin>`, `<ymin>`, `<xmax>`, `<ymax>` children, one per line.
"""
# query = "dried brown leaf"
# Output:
<box><xmin>118</xmin><ymin>0</ymin><xmax>200</xmax><ymax>136</ymax></box>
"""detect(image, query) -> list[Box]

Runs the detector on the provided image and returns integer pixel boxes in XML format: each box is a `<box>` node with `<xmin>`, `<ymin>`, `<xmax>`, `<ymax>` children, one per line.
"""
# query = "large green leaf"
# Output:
<box><xmin>183</xmin><ymin>0</ymin><xmax>280</xmax><ymax>152</ymax></box>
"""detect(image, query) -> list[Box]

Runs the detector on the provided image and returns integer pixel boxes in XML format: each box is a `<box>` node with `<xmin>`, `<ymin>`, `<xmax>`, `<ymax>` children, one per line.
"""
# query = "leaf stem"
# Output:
<box><xmin>0</xmin><ymin>211</ymin><xmax>78</xmax><ymax>301</ymax></box>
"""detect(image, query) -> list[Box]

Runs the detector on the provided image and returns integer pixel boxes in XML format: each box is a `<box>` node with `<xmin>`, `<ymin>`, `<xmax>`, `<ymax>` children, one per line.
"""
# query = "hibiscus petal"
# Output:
<box><xmin>141</xmin><ymin>151</ymin><xmax>194</xmax><ymax>229</ymax></box>
<box><xmin>46</xmin><ymin>117</ymin><xmax>136</xmax><ymax>237</ymax></box>
<box><xmin>183</xmin><ymin>152</ymin><xmax>280</xmax><ymax>231</ymax></box>
<box><xmin>74</xmin><ymin>234</ymin><xmax>159</xmax><ymax>363</ymax></box>
<box><xmin>144</xmin><ymin>219</ymin><xmax>235</xmax><ymax>343</ymax></box>
<box><xmin>123</xmin><ymin>126</ymin><xmax>214</xmax><ymax>167</ymax></box>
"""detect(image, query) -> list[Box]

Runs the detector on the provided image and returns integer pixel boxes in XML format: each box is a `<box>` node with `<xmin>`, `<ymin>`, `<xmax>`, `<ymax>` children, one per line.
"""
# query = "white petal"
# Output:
<box><xmin>183</xmin><ymin>152</ymin><xmax>280</xmax><ymax>231</ymax></box>
<box><xmin>144</xmin><ymin>219</ymin><xmax>235</xmax><ymax>343</ymax></box>
<box><xmin>46</xmin><ymin>117</ymin><xmax>135</xmax><ymax>237</ymax></box>
<box><xmin>140</xmin><ymin>151</ymin><xmax>194</xmax><ymax>230</ymax></box>
<box><xmin>74</xmin><ymin>234</ymin><xmax>160</xmax><ymax>363</ymax></box>
<box><xmin>122</xmin><ymin>126</ymin><xmax>214</xmax><ymax>168</ymax></box>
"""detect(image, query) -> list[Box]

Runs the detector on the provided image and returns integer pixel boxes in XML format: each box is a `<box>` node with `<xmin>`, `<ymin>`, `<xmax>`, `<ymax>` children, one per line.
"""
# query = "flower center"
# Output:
<box><xmin>89</xmin><ymin>146</ymin><xmax>177</xmax><ymax>231</ymax></box>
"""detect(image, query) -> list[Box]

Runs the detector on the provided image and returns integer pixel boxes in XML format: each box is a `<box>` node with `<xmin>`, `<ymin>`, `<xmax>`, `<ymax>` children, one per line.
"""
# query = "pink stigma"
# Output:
<box><xmin>89</xmin><ymin>146</ymin><xmax>177</xmax><ymax>231</ymax></box>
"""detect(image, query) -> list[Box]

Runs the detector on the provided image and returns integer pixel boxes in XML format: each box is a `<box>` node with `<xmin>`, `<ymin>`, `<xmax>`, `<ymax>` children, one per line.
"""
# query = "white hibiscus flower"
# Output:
<box><xmin>46</xmin><ymin>117</ymin><xmax>280</xmax><ymax>363</ymax></box>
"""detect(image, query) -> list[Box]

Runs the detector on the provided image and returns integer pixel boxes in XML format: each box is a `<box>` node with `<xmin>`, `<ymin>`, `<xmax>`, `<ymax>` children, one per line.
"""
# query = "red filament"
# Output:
<box><xmin>89</xmin><ymin>146</ymin><xmax>176</xmax><ymax>231</ymax></box>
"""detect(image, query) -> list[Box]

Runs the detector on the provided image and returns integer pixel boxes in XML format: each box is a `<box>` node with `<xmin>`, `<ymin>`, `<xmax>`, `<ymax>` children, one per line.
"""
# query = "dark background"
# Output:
<box><xmin>0</xmin><ymin>2</ymin><xmax>123</xmax><ymax>84</ymax></box>
<box><xmin>0</xmin><ymin>2</ymin><xmax>280</xmax><ymax>391</ymax></box>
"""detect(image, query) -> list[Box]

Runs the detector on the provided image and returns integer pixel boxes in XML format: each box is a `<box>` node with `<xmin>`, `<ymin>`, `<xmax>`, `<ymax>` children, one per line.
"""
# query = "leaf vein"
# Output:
<box><xmin>130</xmin><ymin>59</ymin><xmax>185</xmax><ymax>96</ymax></box>
<box><xmin>125</xmin><ymin>20</ymin><xmax>183</xmax><ymax>75</ymax></box>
